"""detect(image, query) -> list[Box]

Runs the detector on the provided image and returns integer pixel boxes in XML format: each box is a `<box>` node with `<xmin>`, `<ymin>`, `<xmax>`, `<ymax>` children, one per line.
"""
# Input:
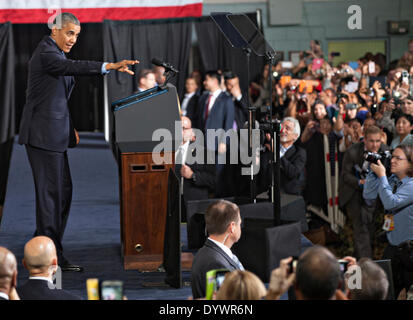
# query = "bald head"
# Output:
<box><xmin>23</xmin><ymin>236</ymin><xmax>57</xmax><ymax>274</ymax></box>
<box><xmin>295</xmin><ymin>246</ymin><xmax>341</xmax><ymax>300</ymax></box>
<box><xmin>0</xmin><ymin>247</ymin><xmax>17</xmax><ymax>292</ymax></box>
<box><xmin>182</xmin><ymin>116</ymin><xmax>191</xmax><ymax>129</ymax></box>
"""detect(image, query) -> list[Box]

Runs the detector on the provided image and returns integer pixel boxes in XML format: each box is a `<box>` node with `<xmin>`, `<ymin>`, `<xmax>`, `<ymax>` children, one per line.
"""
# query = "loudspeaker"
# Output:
<box><xmin>186</xmin><ymin>197</ymin><xmax>307</xmax><ymax>250</ymax></box>
<box><xmin>232</xmin><ymin>220</ymin><xmax>302</xmax><ymax>282</ymax></box>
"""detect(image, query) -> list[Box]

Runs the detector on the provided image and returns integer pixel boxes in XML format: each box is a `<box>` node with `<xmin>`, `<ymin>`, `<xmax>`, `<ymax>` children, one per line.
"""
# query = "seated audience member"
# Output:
<box><xmin>390</xmin><ymin>113</ymin><xmax>413</xmax><ymax>149</ymax></box>
<box><xmin>348</xmin><ymin>258</ymin><xmax>389</xmax><ymax>300</ymax></box>
<box><xmin>177</xmin><ymin>117</ymin><xmax>216</xmax><ymax>204</ymax></box>
<box><xmin>180</xmin><ymin>77</ymin><xmax>199</xmax><ymax>119</ymax></box>
<box><xmin>136</xmin><ymin>69</ymin><xmax>156</xmax><ymax>92</ymax></box>
<box><xmin>153</xmin><ymin>65</ymin><xmax>166</xmax><ymax>86</ymax></box>
<box><xmin>266</xmin><ymin>246</ymin><xmax>349</xmax><ymax>300</ymax></box>
<box><xmin>0</xmin><ymin>247</ymin><xmax>19</xmax><ymax>300</ymax></box>
<box><xmin>17</xmin><ymin>236</ymin><xmax>81</xmax><ymax>300</ymax></box>
<box><xmin>295</xmin><ymin>246</ymin><xmax>343</xmax><ymax>300</ymax></box>
<box><xmin>216</xmin><ymin>270</ymin><xmax>266</xmax><ymax>300</ymax></box>
<box><xmin>191</xmin><ymin>200</ymin><xmax>244</xmax><ymax>299</ymax></box>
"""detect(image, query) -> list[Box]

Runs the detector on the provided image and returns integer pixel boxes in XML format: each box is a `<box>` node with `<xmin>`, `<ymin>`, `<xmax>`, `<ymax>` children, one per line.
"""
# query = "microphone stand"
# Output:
<box><xmin>265</xmin><ymin>51</ymin><xmax>281</xmax><ymax>227</ymax></box>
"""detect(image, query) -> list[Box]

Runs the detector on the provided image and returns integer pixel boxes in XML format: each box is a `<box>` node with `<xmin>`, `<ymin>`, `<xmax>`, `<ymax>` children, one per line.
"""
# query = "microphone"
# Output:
<box><xmin>151</xmin><ymin>58</ymin><xmax>179</xmax><ymax>73</ymax></box>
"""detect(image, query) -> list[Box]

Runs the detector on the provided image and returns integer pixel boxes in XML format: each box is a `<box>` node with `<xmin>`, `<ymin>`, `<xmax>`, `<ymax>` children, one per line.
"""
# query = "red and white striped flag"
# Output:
<box><xmin>0</xmin><ymin>0</ymin><xmax>203</xmax><ymax>24</ymax></box>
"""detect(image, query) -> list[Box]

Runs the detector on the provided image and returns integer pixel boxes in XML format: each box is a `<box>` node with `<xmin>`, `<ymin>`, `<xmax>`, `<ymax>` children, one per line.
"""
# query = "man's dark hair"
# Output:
<box><xmin>223</xmin><ymin>70</ymin><xmax>237</xmax><ymax>81</ymax></box>
<box><xmin>205</xmin><ymin>200</ymin><xmax>240</xmax><ymax>236</ymax></box>
<box><xmin>295</xmin><ymin>246</ymin><xmax>341</xmax><ymax>300</ymax></box>
<box><xmin>395</xmin><ymin>113</ymin><xmax>413</xmax><ymax>126</ymax></box>
<box><xmin>350</xmin><ymin>258</ymin><xmax>388</xmax><ymax>300</ymax></box>
<box><xmin>137</xmin><ymin>69</ymin><xmax>154</xmax><ymax>82</ymax></box>
<box><xmin>52</xmin><ymin>12</ymin><xmax>80</xmax><ymax>28</ymax></box>
<box><xmin>205</xmin><ymin>70</ymin><xmax>221</xmax><ymax>84</ymax></box>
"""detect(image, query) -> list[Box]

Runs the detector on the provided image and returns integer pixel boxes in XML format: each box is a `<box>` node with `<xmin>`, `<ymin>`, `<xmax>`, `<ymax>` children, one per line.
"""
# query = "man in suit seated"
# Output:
<box><xmin>0</xmin><ymin>247</ymin><xmax>19</xmax><ymax>300</ymax></box>
<box><xmin>17</xmin><ymin>236</ymin><xmax>81</xmax><ymax>300</ymax></box>
<box><xmin>259</xmin><ymin>117</ymin><xmax>307</xmax><ymax>195</ymax></box>
<box><xmin>136</xmin><ymin>69</ymin><xmax>156</xmax><ymax>92</ymax></box>
<box><xmin>191</xmin><ymin>200</ymin><xmax>244</xmax><ymax>299</ymax></box>
<box><xmin>177</xmin><ymin>116</ymin><xmax>216</xmax><ymax>204</ymax></box>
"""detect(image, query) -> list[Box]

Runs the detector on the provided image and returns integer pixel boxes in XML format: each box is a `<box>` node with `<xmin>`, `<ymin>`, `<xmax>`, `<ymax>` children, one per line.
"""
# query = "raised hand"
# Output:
<box><xmin>106</xmin><ymin>60</ymin><xmax>140</xmax><ymax>75</ymax></box>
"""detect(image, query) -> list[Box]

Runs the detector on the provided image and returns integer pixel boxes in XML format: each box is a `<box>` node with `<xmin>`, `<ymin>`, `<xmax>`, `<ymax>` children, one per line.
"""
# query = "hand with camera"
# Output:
<box><xmin>266</xmin><ymin>257</ymin><xmax>296</xmax><ymax>300</ymax></box>
<box><xmin>370</xmin><ymin>159</ymin><xmax>386</xmax><ymax>178</ymax></box>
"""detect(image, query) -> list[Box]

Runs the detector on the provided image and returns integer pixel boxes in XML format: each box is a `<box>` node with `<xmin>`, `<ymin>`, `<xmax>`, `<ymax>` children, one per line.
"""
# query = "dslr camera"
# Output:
<box><xmin>364</xmin><ymin>150</ymin><xmax>392</xmax><ymax>175</ymax></box>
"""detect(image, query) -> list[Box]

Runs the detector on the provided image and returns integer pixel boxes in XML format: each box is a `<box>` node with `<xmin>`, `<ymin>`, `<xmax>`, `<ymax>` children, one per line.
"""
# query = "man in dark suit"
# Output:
<box><xmin>177</xmin><ymin>117</ymin><xmax>216</xmax><ymax>204</ymax></box>
<box><xmin>0</xmin><ymin>247</ymin><xmax>18</xmax><ymax>300</ymax></box>
<box><xmin>17</xmin><ymin>236</ymin><xmax>81</xmax><ymax>300</ymax></box>
<box><xmin>224</xmin><ymin>72</ymin><xmax>248</xmax><ymax>130</ymax></box>
<box><xmin>18</xmin><ymin>12</ymin><xmax>139</xmax><ymax>272</ymax></box>
<box><xmin>259</xmin><ymin>117</ymin><xmax>307</xmax><ymax>196</ymax></box>
<box><xmin>197</xmin><ymin>71</ymin><xmax>235</xmax><ymax>143</ymax></box>
<box><xmin>196</xmin><ymin>71</ymin><xmax>235</xmax><ymax>196</ymax></box>
<box><xmin>180</xmin><ymin>77</ymin><xmax>199</xmax><ymax>120</ymax></box>
<box><xmin>339</xmin><ymin>125</ymin><xmax>390</xmax><ymax>258</ymax></box>
<box><xmin>191</xmin><ymin>200</ymin><xmax>244</xmax><ymax>299</ymax></box>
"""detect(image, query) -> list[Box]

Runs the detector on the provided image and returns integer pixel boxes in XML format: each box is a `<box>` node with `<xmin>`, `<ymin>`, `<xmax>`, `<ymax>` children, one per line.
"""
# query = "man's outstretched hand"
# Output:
<box><xmin>106</xmin><ymin>60</ymin><xmax>140</xmax><ymax>75</ymax></box>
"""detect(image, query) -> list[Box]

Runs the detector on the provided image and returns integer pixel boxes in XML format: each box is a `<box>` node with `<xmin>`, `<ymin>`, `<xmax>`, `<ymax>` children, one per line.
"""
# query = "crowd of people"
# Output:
<box><xmin>190</xmin><ymin>199</ymin><xmax>393</xmax><ymax>300</ymax></box>
<box><xmin>180</xmin><ymin>38</ymin><xmax>413</xmax><ymax>299</ymax></box>
<box><xmin>3</xmin><ymin>22</ymin><xmax>413</xmax><ymax>299</ymax></box>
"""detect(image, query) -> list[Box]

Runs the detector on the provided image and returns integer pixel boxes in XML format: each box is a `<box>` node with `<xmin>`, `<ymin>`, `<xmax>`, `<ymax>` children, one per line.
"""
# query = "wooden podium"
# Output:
<box><xmin>112</xmin><ymin>84</ymin><xmax>188</xmax><ymax>271</ymax></box>
<box><xmin>119</xmin><ymin>152</ymin><xmax>174</xmax><ymax>270</ymax></box>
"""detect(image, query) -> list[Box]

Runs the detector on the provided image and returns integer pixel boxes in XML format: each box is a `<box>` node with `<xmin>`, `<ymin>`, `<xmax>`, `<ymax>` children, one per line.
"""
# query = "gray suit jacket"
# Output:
<box><xmin>191</xmin><ymin>239</ymin><xmax>240</xmax><ymax>299</ymax></box>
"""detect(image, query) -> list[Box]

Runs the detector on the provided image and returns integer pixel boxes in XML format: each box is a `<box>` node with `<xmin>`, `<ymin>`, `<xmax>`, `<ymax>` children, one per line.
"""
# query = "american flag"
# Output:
<box><xmin>0</xmin><ymin>0</ymin><xmax>203</xmax><ymax>23</ymax></box>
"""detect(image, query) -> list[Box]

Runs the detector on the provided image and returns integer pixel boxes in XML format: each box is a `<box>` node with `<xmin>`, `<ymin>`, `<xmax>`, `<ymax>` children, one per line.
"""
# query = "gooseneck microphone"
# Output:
<box><xmin>151</xmin><ymin>58</ymin><xmax>179</xmax><ymax>73</ymax></box>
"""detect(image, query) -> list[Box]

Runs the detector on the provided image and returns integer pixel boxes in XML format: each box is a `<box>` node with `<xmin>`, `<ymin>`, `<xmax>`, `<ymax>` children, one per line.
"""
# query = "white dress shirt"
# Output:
<box><xmin>207</xmin><ymin>89</ymin><xmax>222</xmax><ymax>113</ymax></box>
<box><xmin>208</xmin><ymin>237</ymin><xmax>234</xmax><ymax>261</ymax></box>
<box><xmin>208</xmin><ymin>237</ymin><xmax>244</xmax><ymax>270</ymax></box>
<box><xmin>0</xmin><ymin>292</ymin><xmax>9</xmax><ymax>300</ymax></box>
<box><xmin>181</xmin><ymin>92</ymin><xmax>196</xmax><ymax>116</ymax></box>
<box><xmin>175</xmin><ymin>141</ymin><xmax>190</xmax><ymax>165</ymax></box>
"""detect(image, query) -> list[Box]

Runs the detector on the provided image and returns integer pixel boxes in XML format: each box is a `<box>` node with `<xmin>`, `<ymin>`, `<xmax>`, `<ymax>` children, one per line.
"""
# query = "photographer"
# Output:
<box><xmin>339</xmin><ymin>125</ymin><xmax>390</xmax><ymax>259</ymax></box>
<box><xmin>363</xmin><ymin>144</ymin><xmax>413</xmax><ymax>296</ymax></box>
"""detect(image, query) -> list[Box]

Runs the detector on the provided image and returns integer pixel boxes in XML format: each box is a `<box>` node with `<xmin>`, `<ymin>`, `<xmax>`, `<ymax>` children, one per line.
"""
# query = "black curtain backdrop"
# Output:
<box><xmin>0</xmin><ymin>22</ymin><xmax>15</xmax><ymax>208</ymax></box>
<box><xmin>103</xmin><ymin>18</ymin><xmax>193</xmax><ymax>104</ymax></box>
<box><xmin>0</xmin><ymin>22</ymin><xmax>15</xmax><ymax>143</ymax></box>
<box><xmin>194</xmin><ymin>14</ymin><xmax>265</xmax><ymax>96</ymax></box>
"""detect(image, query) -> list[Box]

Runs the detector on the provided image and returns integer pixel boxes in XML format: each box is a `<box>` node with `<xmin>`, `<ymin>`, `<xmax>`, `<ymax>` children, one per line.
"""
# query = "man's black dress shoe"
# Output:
<box><xmin>59</xmin><ymin>262</ymin><xmax>84</xmax><ymax>272</ymax></box>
